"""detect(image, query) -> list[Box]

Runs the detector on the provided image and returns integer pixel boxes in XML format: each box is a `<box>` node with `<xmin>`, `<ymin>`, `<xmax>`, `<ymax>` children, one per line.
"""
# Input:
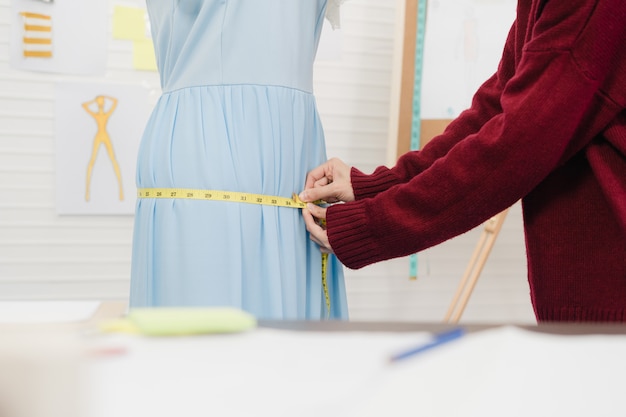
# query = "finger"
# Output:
<box><xmin>306</xmin><ymin>203</ymin><xmax>327</xmax><ymax>221</ymax></box>
<box><xmin>304</xmin><ymin>163</ymin><xmax>330</xmax><ymax>190</ymax></box>
<box><xmin>302</xmin><ymin>207</ymin><xmax>320</xmax><ymax>233</ymax></box>
<box><xmin>302</xmin><ymin>208</ymin><xmax>331</xmax><ymax>250</ymax></box>
<box><xmin>300</xmin><ymin>184</ymin><xmax>335</xmax><ymax>204</ymax></box>
<box><xmin>313</xmin><ymin>177</ymin><xmax>331</xmax><ymax>188</ymax></box>
<box><xmin>310</xmin><ymin>228</ymin><xmax>332</xmax><ymax>254</ymax></box>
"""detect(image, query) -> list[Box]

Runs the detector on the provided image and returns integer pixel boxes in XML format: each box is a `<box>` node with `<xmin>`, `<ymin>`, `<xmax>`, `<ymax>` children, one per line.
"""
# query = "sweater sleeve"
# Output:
<box><xmin>351</xmin><ymin>19</ymin><xmax>517</xmax><ymax>201</ymax></box>
<box><xmin>329</xmin><ymin>0</ymin><xmax>626</xmax><ymax>269</ymax></box>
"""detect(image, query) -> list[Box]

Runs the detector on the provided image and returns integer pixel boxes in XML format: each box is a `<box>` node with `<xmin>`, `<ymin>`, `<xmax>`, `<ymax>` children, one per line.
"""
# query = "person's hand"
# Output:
<box><xmin>298</xmin><ymin>158</ymin><xmax>354</xmax><ymax>204</ymax></box>
<box><xmin>302</xmin><ymin>203</ymin><xmax>333</xmax><ymax>254</ymax></box>
<box><xmin>299</xmin><ymin>158</ymin><xmax>353</xmax><ymax>254</ymax></box>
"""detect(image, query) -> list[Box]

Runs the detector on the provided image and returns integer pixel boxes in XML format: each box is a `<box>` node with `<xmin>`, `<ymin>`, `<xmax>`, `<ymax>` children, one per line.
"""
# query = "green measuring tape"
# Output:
<box><xmin>409</xmin><ymin>0</ymin><xmax>428</xmax><ymax>280</ymax></box>
<box><xmin>138</xmin><ymin>187</ymin><xmax>331</xmax><ymax>317</ymax></box>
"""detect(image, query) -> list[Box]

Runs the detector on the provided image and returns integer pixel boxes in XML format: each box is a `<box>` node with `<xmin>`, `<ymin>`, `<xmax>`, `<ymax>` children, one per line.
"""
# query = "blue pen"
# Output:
<box><xmin>389</xmin><ymin>327</ymin><xmax>466</xmax><ymax>363</ymax></box>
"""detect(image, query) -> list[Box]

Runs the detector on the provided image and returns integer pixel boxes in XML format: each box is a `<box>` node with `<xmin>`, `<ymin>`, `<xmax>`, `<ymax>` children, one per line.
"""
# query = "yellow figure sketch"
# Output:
<box><xmin>82</xmin><ymin>95</ymin><xmax>124</xmax><ymax>202</ymax></box>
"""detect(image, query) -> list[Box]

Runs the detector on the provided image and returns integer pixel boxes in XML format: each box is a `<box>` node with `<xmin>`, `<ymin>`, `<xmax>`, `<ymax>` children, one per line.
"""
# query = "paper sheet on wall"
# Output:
<box><xmin>112</xmin><ymin>5</ymin><xmax>149</xmax><ymax>41</ymax></box>
<box><xmin>9</xmin><ymin>0</ymin><xmax>107</xmax><ymax>75</ymax></box>
<box><xmin>55</xmin><ymin>82</ymin><xmax>153</xmax><ymax>215</ymax></box>
<box><xmin>421</xmin><ymin>0</ymin><xmax>517</xmax><ymax>118</ymax></box>
<box><xmin>112</xmin><ymin>4</ymin><xmax>158</xmax><ymax>71</ymax></box>
<box><xmin>133</xmin><ymin>39</ymin><xmax>158</xmax><ymax>71</ymax></box>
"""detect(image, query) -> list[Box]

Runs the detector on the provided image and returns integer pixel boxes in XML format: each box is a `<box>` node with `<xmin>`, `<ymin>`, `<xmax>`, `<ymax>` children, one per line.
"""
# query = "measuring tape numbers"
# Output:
<box><xmin>137</xmin><ymin>187</ymin><xmax>331</xmax><ymax>317</ymax></box>
<box><xmin>138</xmin><ymin>188</ymin><xmax>308</xmax><ymax>208</ymax></box>
<box><xmin>409</xmin><ymin>0</ymin><xmax>428</xmax><ymax>280</ymax></box>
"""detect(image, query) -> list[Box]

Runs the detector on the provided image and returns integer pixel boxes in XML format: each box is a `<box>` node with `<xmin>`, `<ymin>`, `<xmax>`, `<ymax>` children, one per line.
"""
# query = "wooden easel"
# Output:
<box><xmin>393</xmin><ymin>0</ymin><xmax>453</xmax><ymax>159</ymax></box>
<box><xmin>393</xmin><ymin>0</ymin><xmax>510</xmax><ymax>323</ymax></box>
<box><xmin>444</xmin><ymin>208</ymin><xmax>509</xmax><ymax>323</ymax></box>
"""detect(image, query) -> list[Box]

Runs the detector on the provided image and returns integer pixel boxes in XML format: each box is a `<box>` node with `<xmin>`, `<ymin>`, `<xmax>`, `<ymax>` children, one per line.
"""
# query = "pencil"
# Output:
<box><xmin>389</xmin><ymin>327</ymin><xmax>466</xmax><ymax>362</ymax></box>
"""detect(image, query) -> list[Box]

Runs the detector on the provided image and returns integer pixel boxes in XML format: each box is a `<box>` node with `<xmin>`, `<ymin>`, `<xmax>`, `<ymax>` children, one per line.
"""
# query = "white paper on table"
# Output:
<box><xmin>0</xmin><ymin>301</ymin><xmax>101</xmax><ymax>323</ymax></box>
<box><xmin>353</xmin><ymin>326</ymin><xmax>626</xmax><ymax>417</ymax></box>
<box><xmin>87</xmin><ymin>328</ymin><xmax>433</xmax><ymax>417</ymax></box>
<box><xmin>87</xmin><ymin>325</ymin><xmax>626</xmax><ymax>417</ymax></box>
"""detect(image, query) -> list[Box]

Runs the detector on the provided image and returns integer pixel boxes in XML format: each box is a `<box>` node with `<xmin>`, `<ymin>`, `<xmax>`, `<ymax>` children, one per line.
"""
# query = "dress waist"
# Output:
<box><xmin>161</xmin><ymin>81</ymin><xmax>314</xmax><ymax>95</ymax></box>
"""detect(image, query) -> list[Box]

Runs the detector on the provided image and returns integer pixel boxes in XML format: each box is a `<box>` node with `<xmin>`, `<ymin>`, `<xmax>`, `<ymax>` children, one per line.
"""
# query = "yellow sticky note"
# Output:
<box><xmin>113</xmin><ymin>5</ymin><xmax>147</xmax><ymax>41</ymax></box>
<box><xmin>100</xmin><ymin>307</ymin><xmax>258</xmax><ymax>336</ymax></box>
<box><xmin>133</xmin><ymin>39</ymin><xmax>157</xmax><ymax>71</ymax></box>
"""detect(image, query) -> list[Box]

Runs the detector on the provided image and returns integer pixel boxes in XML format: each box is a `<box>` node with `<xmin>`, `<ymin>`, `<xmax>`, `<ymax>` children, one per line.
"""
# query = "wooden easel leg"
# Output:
<box><xmin>444</xmin><ymin>208</ymin><xmax>510</xmax><ymax>324</ymax></box>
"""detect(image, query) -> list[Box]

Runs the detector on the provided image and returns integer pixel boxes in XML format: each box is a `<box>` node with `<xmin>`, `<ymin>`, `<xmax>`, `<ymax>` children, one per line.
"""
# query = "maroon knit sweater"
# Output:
<box><xmin>326</xmin><ymin>0</ymin><xmax>626</xmax><ymax>322</ymax></box>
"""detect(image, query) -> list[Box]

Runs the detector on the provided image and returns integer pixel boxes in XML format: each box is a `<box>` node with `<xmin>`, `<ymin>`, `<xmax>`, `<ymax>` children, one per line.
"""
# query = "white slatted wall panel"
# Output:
<box><xmin>0</xmin><ymin>0</ymin><xmax>536</xmax><ymax>323</ymax></box>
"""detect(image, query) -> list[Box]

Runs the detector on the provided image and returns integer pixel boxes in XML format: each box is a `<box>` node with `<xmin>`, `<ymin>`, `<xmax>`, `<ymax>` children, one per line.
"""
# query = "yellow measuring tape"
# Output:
<box><xmin>137</xmin><ymin>187</ymin><xmax>331</xmax><ymax>317</ymax></box>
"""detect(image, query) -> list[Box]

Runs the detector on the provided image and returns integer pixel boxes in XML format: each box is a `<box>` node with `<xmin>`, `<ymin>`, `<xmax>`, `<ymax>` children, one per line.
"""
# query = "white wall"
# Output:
<box><xmin>0</xmin><ymin>0</ymin><xmax>536</xmax><ymax>324</ymax></box>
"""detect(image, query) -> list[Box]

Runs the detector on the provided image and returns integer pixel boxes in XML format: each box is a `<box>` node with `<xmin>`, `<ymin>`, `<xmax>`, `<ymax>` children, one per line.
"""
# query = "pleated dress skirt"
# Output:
<box><xmin>129</xmin><ymin>84</ymin><xmax>348</xmax><ymax>320</ymax></box>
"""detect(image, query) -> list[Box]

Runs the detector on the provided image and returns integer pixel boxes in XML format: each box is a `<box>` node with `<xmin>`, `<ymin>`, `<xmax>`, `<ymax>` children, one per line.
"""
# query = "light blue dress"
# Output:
<box><xmin>129</xmin><ymin>0</ymin><xmax>348</xmax><ymax>320</ymax></box>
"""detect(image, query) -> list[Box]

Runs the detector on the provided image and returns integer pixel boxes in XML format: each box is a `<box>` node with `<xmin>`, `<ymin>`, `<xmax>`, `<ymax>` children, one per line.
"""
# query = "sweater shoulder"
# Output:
<box><xmin>525</xmin><ymin>0</ymin><xmax>626</xmax><ymax>106</ymax></box>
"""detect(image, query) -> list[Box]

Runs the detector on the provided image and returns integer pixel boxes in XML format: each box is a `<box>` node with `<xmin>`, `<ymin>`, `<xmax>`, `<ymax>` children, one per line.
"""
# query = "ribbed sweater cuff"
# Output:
<box><xmin>351</xmin><ymin>167</ymin><xmax>401</xmax><ymax>200</ymax></box>
<box><xmin>326</xmin><ymin>201</ymin><xmax>378</xmax><ymax>270</ymax></box>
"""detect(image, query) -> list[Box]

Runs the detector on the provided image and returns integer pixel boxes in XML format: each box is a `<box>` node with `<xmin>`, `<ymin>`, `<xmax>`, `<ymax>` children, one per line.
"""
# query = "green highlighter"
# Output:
<box><xmin>100</xmin><ymin>307</ymin><xmax>257</xmax><ymax>336</ymax></box>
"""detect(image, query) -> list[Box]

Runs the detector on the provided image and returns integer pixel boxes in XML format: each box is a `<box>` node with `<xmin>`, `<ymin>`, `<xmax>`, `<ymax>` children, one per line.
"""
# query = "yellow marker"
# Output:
<box><xmin>138</xmin><ymin>188</ymin><xmax>332</xmax><ymax>316</ymax></box>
